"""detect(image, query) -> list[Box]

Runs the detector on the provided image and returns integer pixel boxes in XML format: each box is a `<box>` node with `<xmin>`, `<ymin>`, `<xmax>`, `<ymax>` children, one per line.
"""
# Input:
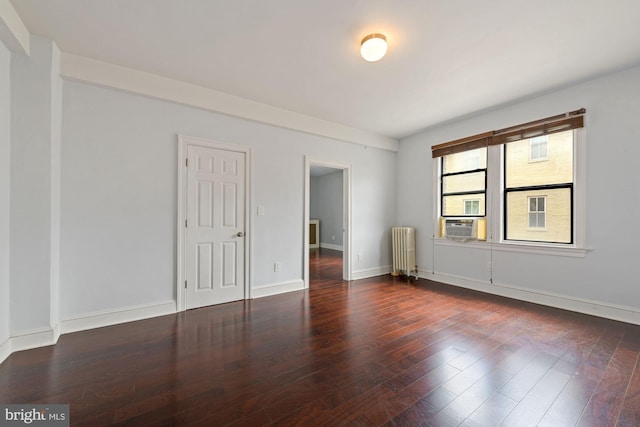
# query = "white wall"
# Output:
<box><xmin>9</xmin><ymin>36</ymin><xmax>58</xmax><ymax>334</ymax></box>
<box><xmin>310</xmin><ymin>171</ymin><xmax>344</xmax><ymax>247</ymax></box>
<box><xmin>49</xmin><ymin>43</ymin><xmax>62</xmax><ymax>332</ymax></box>
<box><xmin>397</xmin><ymin>64</ymin><xmax>640</xmax><ymax>318</ymax></box>
<box><xmin>60</xmin><ymin>80</ymin><xmax>396</xmax><ymax>319</ymax></box>
<box><xmin>0</xmin><ymin>40</ymin><xmax>11</xmax><ymax>349</ymax></box>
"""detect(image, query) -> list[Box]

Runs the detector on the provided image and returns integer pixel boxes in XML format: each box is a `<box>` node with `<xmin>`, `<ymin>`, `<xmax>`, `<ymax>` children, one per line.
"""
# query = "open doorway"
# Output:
<box><xmin>309</xmin><ymin>167</ymin><xmax>343</xmax><ymax>283</ymax></box>
<box><xmin>303</xmin><ymin>158</ymin><xmax>351</xmax><ymax>287</ymax></box>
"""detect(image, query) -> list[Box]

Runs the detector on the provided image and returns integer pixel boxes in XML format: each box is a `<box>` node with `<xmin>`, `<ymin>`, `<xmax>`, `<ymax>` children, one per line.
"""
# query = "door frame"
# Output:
<box><xmin>177</xmin><ymin>135</ymin><xmax>252</xmax><ymax>311</ymax></box>
<box><xmin>304</xmin><ymin>157</ymin><xmax>351</xmax><ymax>287</ymax></box>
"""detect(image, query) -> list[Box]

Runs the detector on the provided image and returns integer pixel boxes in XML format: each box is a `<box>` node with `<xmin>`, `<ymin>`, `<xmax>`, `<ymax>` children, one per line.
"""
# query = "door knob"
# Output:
<box><xmin>236</xmin><ymin>232</ymin><xmax>246</xmax><ymax>237</ymax></box>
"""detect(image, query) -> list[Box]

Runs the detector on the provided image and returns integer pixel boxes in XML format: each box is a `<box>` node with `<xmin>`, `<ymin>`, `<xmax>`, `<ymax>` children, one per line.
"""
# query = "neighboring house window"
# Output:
<box><xmin>528</xmin><ymin>196</ymin><xmax>546</xmax><ymax>228</ymax></box>
<box><xmin>529</xmin><ymin>136</ymin><xmax>548</xmax><ymax>161</ymax></box>
<box><xmin>464</xmin><ymin>199</ymin><xmax>480</xmax><ymax>215</ymax></box>
<box><xmin>440</xmin><ymin>147</ymin><xmax>486</xmax><ymax>217</ymax></box>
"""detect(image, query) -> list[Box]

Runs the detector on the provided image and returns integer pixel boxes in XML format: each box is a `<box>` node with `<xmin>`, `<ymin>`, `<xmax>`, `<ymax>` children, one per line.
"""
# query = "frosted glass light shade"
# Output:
<box><xmin>360</xmin><ymin>33</ymin><xmax>387</xmax><ymax>62</ymax></box>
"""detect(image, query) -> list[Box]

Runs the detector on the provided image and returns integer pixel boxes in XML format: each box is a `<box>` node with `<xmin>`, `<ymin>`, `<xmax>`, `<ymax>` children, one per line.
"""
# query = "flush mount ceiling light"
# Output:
<box><xmin>360</xmin><ymin>33</ymin><xmax>387</xmax><ymax>62</ymax></box>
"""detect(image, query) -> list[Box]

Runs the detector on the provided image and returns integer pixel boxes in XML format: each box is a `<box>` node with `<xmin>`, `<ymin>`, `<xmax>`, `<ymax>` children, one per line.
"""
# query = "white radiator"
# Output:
<box><xmin>391</xmin><ymin>227</ymin><xmax>417</xmax><ymax>278</ymax></box>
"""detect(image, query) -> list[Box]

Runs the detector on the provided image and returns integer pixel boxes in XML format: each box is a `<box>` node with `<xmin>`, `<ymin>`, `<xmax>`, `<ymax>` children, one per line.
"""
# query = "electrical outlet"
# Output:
<box><xmin>331</xmin><ymin>235</ymin><xmax>335</xmax><ymax>241</ymax></box>
<box><xmin>257</xmin><ymin>205</ymin><xmax>265</xmax><ymax>216</ymax></box>
<box><xmin>357</xmin><ymin>253</ymin><xmax>362</xmax><ymax>261</ymax></box>
<box><xmin>274</xmin><ymin>262</ymin><xmax>280</xmax><ymax>272</ymax></box>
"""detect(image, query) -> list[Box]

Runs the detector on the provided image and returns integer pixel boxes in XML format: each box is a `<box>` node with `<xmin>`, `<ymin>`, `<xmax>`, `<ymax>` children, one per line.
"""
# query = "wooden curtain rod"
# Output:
<box><xmin>493</xmin><ymin>108</ymin><xmax>586</xmax><ymax>136</ymax></box>
<box><xmin>431</xmin><ymin>108</ymin><xmax>586</xmax><ymax>158</ymax></box>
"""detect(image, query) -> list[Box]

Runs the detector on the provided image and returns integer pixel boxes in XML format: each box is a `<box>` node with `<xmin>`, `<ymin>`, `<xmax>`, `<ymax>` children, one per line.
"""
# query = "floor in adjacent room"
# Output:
<box><xmin>1</xmin><ymin>250</ymin><xmax>639</xmax><ymax>426</ymax></box>
<box><xmin>309</xmin><ymin>247</ymin><xmax>343</xmax><ymax>284</ymax></box>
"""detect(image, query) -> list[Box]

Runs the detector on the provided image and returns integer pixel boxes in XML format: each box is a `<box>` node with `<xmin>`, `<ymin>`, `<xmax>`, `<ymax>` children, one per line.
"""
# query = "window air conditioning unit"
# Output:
<box><xmin>444</xmin><ymin>218</ymin><xmax>478</xmax><ymax>241</ymax></box>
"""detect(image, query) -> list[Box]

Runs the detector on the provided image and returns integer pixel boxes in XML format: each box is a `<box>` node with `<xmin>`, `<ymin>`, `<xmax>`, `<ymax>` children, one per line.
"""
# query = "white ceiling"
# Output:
<box><xmin>10</xmin><ymin>0</ymin><xmax>640</xmax><ymax>139</ymax></box>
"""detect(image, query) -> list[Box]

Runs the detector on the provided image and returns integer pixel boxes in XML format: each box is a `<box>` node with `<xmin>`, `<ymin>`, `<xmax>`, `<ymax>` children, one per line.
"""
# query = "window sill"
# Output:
<box><xmin>433</xmin><ymin>237</ymin><xmax>588</xmax><ymax>258</ymax></box>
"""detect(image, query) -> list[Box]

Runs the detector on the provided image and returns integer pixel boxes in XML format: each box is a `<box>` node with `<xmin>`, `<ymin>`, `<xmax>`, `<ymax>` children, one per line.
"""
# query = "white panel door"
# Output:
<box><xmin>185</xmin><ymin>144</ymin><xmax>245</xmax><ymax>309</ymax></box>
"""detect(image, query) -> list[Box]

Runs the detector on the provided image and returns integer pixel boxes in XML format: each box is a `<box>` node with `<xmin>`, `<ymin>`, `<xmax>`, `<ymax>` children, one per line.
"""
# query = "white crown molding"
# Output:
<box><xmin>59</xmin><ymin>53</ymin><xmax>399</xmax><ymax>152</ymax></box>
<box><xmin>0</xmin><ymin>0</ymin><xmax>29</xmax><ymax>54</ymax></box>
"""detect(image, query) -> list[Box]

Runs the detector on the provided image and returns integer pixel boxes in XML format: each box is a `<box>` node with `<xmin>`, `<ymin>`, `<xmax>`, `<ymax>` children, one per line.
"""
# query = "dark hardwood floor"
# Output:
<box><xmin>2</xmin><ymin>251</ymin><xmax>640</xmax><ymax>425</ymax></box>
<box><xmin>309</xmin><ymin>247</ymin><xmax>343</xmax><ymax>283</ymax></box>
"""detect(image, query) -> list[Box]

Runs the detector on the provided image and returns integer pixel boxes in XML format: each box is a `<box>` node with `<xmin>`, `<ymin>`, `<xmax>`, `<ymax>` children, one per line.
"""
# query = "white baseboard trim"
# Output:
<box><xmin>52</xmin><ymin>322</ymin><xmax>61</xmax><ymax>343</ymax></box>
<box><xmin>10</xmin><ymin>327</ymin><xmax>58</xmax><ymax>354</ymax></box>
<box><xmin>0</xmin><ymin>336</ymin><xmax>10</xmax><ymax>365</ymax></box>
<box><xmin>251</xmin><ymin>279</ymin><xmax>305</xmax><ymax>299</ymax></box>
<box><xmin>61</xmin><ymin>300</ymin><xmax>177</xmax><ymax>334</ymax></box>
<box><xmin>352</xmin><ymin>265</ymin><xmax>393</xmax><ymax>281</ymax></box>
<box><xmin>422</xmin><ymin>270</ymin><xmax>640</xmax><ymax>325</ymax></box>
<box><xmin>319</xmin><ymin>243</ymin><xmax>343</xmax><ymax>251</ymax></box>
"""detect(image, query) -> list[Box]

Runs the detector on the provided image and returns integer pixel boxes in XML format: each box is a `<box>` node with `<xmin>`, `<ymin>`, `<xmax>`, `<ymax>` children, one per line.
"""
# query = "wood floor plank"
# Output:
<box><xmin>363</xmin><ymin>363</ymin><xmax>461</xmax><ymax>425</ymax></box>
<box><xmin>616</xmin><ymin>330</ymin><xmax>640</xmax><ymax>426</ymax></box>
<box><xmin>577</xmin><ymin>327</ymin><xmax>640</xmax><ymax>427</ymax></box>
<box><xmin>459</xmin><ymin>391</ymin><xmax>518</xmax><ymax>427</ymax></box>
<box><xmin>497</xmin><ymin>351</ymin><xmax>559</xmax><ymax>402</ymax></box>
<box><xmin>427</xmin><ymin>367</ymin><xmax>514</xmax><ymax>426</ymax></box>
<box><xmin>537</xmin><ymin>375</ymin><xmax>599</xmax><ymax>427</ymax></box>
<box><xmin>499</xmin><ymin>362</ymin><xmax>572</xmax><ymax>426</ymax></box>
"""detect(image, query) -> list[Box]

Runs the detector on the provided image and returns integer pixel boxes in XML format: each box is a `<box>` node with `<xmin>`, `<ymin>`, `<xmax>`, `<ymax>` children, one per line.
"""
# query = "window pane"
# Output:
<box><xmin>443</xmin><ymin>147</ymin><xmax>487</xmax><ymax>174</ymax></box>
<box><xmin>530</xmin><ymin>136</ymin><xmax>548</xmax><ymax>161</ymax></box>
<box><xmin>464</xmin><ymin>200</ymin><xmax>480</xmax><ymax>215</ymax></box>
<box><xmin>443</xmin><ymin>171</ymin><xmax>485</xmax><ymax>194</ymax></box>
<box><xmin>443</xmin><ymin>194</ymin><xmax>485</xmax><ymax>216</ymax></box>
<box><xmin>529</xmin><ymin>212</ymin><xmax>546</xmax><ymax>228</ymax></box>
<box><xmin>506</xmin><ymin>188</ymin><xmax>571</xmax><ymax>243</ymax></box>
<box><xmin>540</xmin><ymin>144</ymin><xmax>548</xmax><ymax>158</ymax></box>
<box><xmin>506</xmin><ymin>130</ymin><xmax>573</xmax><ymax>187</ymax></box>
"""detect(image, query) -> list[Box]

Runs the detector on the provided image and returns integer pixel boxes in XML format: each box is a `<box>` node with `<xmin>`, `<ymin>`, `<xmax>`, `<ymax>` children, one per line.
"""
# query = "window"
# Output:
<box><xmin>528</xmin><ymin>196</ymin><xmax>546</xmax><ymax>228</ymax></box>
<box><xmin>529</xmin><ymin>136</ymin><xmax>548</xmax><ymax>161</ymax></box>
<box><xmin>440</xmin><ymin>148</ymin><xmax>486</xmax><ymax>217</ymax></box>
<box><xmin>464</xmin><ymin>199</ymin><xmax>480</xmax><ymax>215</ymax></box>
<box><xmin>431</xmin><ymin>109</ymin><xmax>585</xmax><ymax>247</ymax></box>
<box><xmin>504</xmin><ymin>131</ymin><xmax>573</xmax><ymax>243</ymax></box>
